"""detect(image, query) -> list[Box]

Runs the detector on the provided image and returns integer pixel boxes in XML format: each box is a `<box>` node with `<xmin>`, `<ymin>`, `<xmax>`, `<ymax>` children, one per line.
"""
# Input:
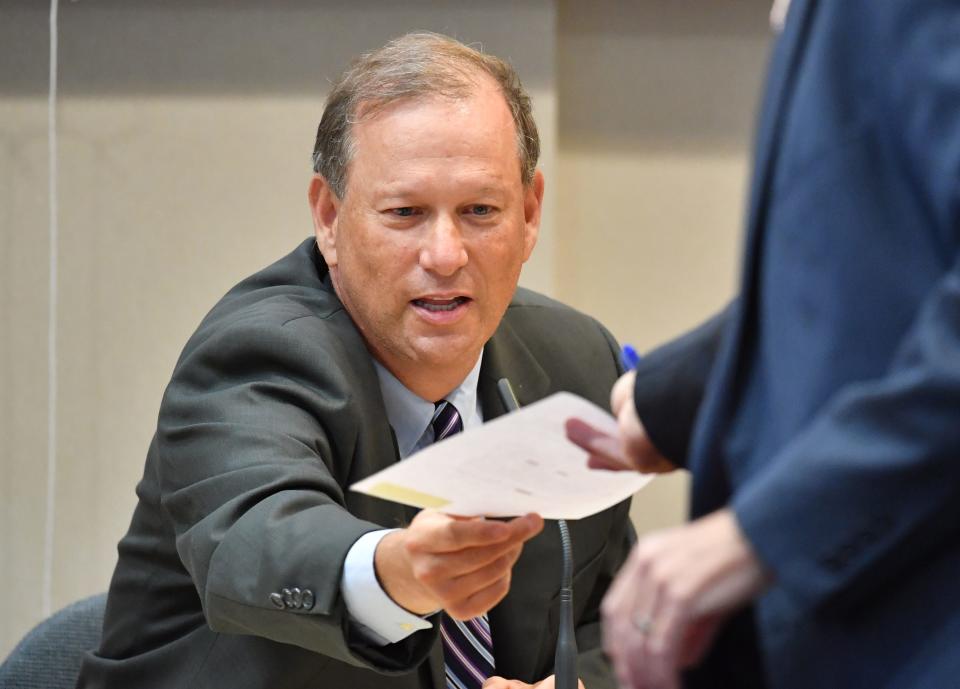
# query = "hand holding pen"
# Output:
<box><xmin>565</xmin><ymin>344</ymin><xmax>677</xmax><ymax>474</ymax></box>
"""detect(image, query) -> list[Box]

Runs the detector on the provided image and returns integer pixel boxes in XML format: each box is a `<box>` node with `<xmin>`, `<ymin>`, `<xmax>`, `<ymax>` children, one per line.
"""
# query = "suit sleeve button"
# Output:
<box><xmin>290</xmin><ymin>587</ymin><xmax>303</xmax><ymax>608</ymax></box>
<box><xmin>269</xmin><ymin>592</ymin><xmax>285</xmax><ymax>609</ymax></box>
<box><xmin>301</xmin><ymin>589</ymin><xmax>315</xmax><ymax>611</ymax></box>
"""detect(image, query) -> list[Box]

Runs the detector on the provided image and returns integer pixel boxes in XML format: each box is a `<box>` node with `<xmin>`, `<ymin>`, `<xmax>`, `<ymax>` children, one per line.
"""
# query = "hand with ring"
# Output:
<box><xmin>600</xmin><ymin>509</ymin><xmax>772</xmax><ymax>689</ymax></box>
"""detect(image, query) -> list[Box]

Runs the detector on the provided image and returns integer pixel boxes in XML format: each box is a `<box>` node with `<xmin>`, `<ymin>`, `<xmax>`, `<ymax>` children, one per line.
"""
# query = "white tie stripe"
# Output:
<box><xmin>452</xmin><ymin>617</ymin><xmax>495</xmax><ymax>666</ymax></box>
<box><xmin>446</xmin><ymin>667</ymin><xmax>471</xmax><ymax>689</ymax></box>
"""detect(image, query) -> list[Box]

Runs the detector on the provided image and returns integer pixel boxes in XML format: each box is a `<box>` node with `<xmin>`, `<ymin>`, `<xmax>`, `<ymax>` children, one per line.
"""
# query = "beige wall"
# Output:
<box><xmin>0</xmin><ymin>0</ymin><xmax>769</xmax><ymax>657</ymax></box>
<box><xmin>556</xmin><ymin>0</ymin><xmax>770</xmax><ymax>531</ymax></box>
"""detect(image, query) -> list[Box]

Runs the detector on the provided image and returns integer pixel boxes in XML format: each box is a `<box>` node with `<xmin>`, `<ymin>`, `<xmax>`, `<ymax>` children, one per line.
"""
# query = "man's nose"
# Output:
<box><xmin>419</xmin><ymin>214</ymin><xmax>468</xmax><ymax>276</ymax></box>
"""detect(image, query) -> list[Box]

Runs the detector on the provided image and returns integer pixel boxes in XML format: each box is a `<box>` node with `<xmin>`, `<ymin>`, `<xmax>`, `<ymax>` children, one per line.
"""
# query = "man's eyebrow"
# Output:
<box><xmin>373</xmin><ymin>182</ymin><xmax>509</xmax><ymax>199</ymax></box>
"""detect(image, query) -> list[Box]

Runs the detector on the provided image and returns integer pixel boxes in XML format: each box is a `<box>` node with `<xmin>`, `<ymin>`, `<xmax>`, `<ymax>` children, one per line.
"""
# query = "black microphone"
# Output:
<box><xmin>496</xmin><ymin>378</ymin><xmax>578</xmax><ymax>689</ymax></box>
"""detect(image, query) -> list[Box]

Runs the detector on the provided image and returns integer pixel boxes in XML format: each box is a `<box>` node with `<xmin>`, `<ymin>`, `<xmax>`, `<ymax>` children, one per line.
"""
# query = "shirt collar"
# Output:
<box><xmin>770</xmin><ymin>0</ymin><xmax>791</xmax><ymax>32</ymax></box>
<box><xmin>373</xmin><ymin>351</ymin><xmax>484</xmax><ymax>459</ymax></box>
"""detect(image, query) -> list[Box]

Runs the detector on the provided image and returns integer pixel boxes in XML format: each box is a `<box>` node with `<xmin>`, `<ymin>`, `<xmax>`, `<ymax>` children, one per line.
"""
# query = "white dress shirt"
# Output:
<box><xmin>340</xmin><ymin>353</ymin><xmax>484</xmax><ymax>645</ymax></box>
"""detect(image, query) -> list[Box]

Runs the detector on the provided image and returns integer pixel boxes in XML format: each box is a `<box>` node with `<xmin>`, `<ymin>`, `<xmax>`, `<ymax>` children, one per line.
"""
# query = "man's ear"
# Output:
<box><xmin>308</xmin><ymin>175</ymin><xmax>340</xmax><ymax>266</ymax></box>
<box><xmin>521</xmin><ymin>169</ymin><xmax>545</xmax><ymax>262</ymax></box>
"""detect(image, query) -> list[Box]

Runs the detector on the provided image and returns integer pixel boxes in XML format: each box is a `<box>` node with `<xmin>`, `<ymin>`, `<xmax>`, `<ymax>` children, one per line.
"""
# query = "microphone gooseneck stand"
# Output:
<box><xmin>496</xmin><ymin>378</ymin><xmax>578</xmax><ymax>689</ymax></box>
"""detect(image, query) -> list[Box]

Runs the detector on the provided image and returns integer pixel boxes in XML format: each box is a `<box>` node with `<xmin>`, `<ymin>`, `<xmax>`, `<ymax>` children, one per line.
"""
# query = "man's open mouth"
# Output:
<box><xmin>412</xmin><ymin>296</ymin><xmax>470</xmax><ymax>312</ymax></box>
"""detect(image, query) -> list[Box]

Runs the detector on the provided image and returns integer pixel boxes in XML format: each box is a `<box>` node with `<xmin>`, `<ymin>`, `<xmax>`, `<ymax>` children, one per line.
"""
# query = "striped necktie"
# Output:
<box><xmin>432</xmin><ymin>400</ymin><xmax>495</xmax><ymax>689</ymax></box>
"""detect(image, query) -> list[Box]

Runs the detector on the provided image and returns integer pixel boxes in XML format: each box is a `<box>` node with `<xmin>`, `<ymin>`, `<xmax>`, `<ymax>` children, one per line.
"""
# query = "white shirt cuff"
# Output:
<box><xmin>340</xmin><ymin>529</ymin><xmax>434</xmax><ymax>645</ymax></box>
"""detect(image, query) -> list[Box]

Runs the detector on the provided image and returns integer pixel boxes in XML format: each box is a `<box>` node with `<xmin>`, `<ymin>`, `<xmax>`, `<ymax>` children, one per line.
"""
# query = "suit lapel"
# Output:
<box><xmin>742</xmin><ymin>0</ymin><xmax>816</xmax><ymax>276</ymax></box>
<box><xmin>320</xmin><ymin>275</ymin><xmax>416</xmax><ymax>527</ymax></box>
<box><xmin>478</xmin><ymin>315</ymin><xmax>551</xmax><ymax>421</ymax></box>
<box><xmin>689</xmin><ymin>0</ymin><xmax>819</xmax><ymax>488</ymax></box>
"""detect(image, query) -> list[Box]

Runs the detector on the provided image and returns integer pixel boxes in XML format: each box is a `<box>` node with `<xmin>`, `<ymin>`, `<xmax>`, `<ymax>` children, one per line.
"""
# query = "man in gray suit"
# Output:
<box><xmin>77</xmin><ymin>33</ymin><xmax>632</xmax><ymax>689</ymax></box>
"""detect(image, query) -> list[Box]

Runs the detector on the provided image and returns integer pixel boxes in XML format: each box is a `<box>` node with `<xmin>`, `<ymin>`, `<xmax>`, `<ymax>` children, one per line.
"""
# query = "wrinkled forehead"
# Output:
<box><xmin>343</xmin><ymin>88</ymin><xmax>523</xmax><ymax>190</ymax></box>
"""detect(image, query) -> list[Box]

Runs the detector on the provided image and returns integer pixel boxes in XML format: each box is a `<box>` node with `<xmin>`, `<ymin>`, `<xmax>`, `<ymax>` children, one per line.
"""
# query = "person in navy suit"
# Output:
<box><xmin>567</xmin><ymin>1</ymin><xmax>960</xmax><ymax>687</ymax></box>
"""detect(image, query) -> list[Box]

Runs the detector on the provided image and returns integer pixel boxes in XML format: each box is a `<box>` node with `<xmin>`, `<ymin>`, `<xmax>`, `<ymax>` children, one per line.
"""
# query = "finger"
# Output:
<box><xmin>586</xmin><ymin>454</ymin><xmax>635</xmax><ymax>472</ymax></box>
<box><xmin>464</xmin><ymin>514</ymin><xmax>542</xmax><ymax>553</ymax></box>
<box><xmin>415</xmin><ymin>530</ymin><xmax>527</xmax><ymax>581</ymax></box>
<box><xmin>481</xmin><ymin>677</ymin><xmax>513</xmax><ymax>689</ymax></box>
<box><xmin>586</xmin><ymin>455</ymin><xmax>624</xmax><ymax>471</ymax></box>
<box><xmin>643</xmin><ymin>455</ymin><xmax>680</xmax><ymax>475</ymax></box>
<box><xmin>613</xmin><ymin>544</ymin><xmax>663</xmax><ymax>688</ymax></box>
<box><xmin>408</xmin><ymin>512</ymin><xmax>539</xmax><ymax>553</ymax></box>
<box><xmin>564</xmin><ymin>417</ymin><xmax>610</xmax><ymax>450</ymax></box>
<box><xmin>430</xmin><ymin>546</ymin><xmax>522</xmax><ymax>603</ymax></box>
<box><xmin>602</xmin><ymin>550</ymin><xmax>647</xmax><ymax>682</ymax></box>
<box><xmin>435</xmin><ymin>517</ymin><xmax>513</xmax><ymax>551</ymax></box>
<box><xmin>617</xmin><ymin>401</ymin><xmax>651</xmax><ymax>462</ymax></box>
<box><xmin>566</xmin><ymin>418</ymin><xmax>634</xmax><ymax>471</ymax></box>
<box><xmin>510</xmin><ymin>513</ymin><xmax>545</xmax><ymax>540</ymax></box>
<box><xmin>609</xmin><ymin>371</ymin><xmax>636</xmax><ymax>415</ymax></box>
<box><xmin>479</xmin><ymin>514</ymin><xmax>543</xmax><ymax>547</ymax></box>
<box><xmin>617</xmin><ymin>410</ymin><xmax>675</xmax><ymax>475</ymax></box>
<box><xmin>446</xmin><ymin>573</ymin><xmax>512</xmax><ymax>620</ymax></box>
<box><xmin>407</xmin><ymin>510</ymin><xmax>511</xmax><ymax>551</ymax></box>
<box><xmin>481</xmin><ymin>677</ymin><xmax>511</xmax><ymax>689</ymax></box>
<box><xmin>639</xmin><ymin>566</ymin><xmax>687</xmax><ymax>689</ymax></box>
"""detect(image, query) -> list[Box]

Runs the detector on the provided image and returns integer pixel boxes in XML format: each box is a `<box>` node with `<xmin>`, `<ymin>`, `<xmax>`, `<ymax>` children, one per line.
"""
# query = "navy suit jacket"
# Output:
<box><xmin>637</xmin><ymin>1</ymin><xmax>960</xmax><ymax>686</ymax></box>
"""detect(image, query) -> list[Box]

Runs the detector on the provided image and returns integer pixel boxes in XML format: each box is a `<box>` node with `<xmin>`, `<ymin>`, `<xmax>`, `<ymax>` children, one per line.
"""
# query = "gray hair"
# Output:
<box><xmin>312</xmin><ymin>32</ymin><xmax>540</xmax><ymax>198</ymax></box>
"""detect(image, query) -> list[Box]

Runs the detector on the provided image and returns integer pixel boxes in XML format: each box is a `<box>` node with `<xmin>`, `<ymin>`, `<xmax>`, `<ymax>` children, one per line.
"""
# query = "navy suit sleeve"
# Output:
<box><xmin>734</xmin><ymin>0</ymin><xmax>960</xmax><ymax>611</ymax></box>
<box><xmin>632</xmin><ymin>306</ymin><xmax>731</xmax><ymax>467</ymax></box>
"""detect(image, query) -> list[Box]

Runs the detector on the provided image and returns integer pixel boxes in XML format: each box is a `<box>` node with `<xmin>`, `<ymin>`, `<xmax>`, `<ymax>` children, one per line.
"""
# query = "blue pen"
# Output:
<box><xmin>620</xmin><ymin>344</ymin><xmax>640</xmax><ymax>371</ymax></box>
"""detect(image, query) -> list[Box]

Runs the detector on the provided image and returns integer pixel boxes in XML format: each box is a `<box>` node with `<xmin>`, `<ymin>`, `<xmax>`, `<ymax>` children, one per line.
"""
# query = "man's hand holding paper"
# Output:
<box><xmin>375</xmin><ymin>510</ymin><xmax>544</xmax><ymax>619</ymax></box>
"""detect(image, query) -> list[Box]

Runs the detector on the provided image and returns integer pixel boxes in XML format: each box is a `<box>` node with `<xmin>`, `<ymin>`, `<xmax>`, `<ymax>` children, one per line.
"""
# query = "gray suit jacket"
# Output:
<box><xmin>77</xmin><ymin>238</ymin><xmax>632</xmax><ymax>689</ymax></box>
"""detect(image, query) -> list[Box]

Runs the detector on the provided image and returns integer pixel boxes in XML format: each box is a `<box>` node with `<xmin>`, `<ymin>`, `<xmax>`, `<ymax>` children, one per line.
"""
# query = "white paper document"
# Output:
<box><xmin>350</xmin><ymin>392</ymin><xmax>653</xmax><ymax>520</ymax></box>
